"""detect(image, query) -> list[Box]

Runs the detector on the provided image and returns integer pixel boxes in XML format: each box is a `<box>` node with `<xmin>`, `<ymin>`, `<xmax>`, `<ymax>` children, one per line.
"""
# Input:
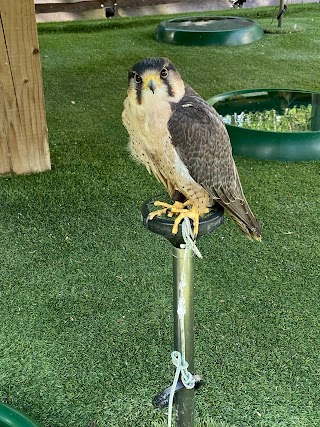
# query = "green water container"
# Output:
<box><xmin>0</xmin><ymin>403</ymin><xmax>42</xmax><ymax>427</ymax></box>
<box><xmin>208</xmin><ymin>89</ymin><xmax>320</xmax><ymax>161</ymax></box>
<box><xmin>156</xmin><ymin>16</ymin><xmax>264</xmax><ymax>46</ymax></box>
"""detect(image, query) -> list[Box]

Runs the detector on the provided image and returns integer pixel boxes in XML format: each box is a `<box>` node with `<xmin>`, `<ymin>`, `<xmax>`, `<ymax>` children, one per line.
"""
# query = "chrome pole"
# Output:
<box><xmin>278</xmin><ymin>0</ymin><xmax>285</xmax><ymax>28</ymax></box>
<box><xmin>141</xmin><ymin>198</ymin><xmax>224</xmax><ymax>425</ymax></box>
<box><xmin>172</xmin><ymin>246</ymin><xmax>195</xmax><ymax>427</ymax></box>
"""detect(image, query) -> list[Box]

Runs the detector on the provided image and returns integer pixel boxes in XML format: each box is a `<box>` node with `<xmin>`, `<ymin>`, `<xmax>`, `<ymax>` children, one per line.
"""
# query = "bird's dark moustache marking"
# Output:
<box><xmin>163</xmin><ymin>79</ymin><xmax>174</xmax><ymax>97</ymax></box>
<box><xmin>137</xmin><ymin>86</ymin><xmax>142</xmax><ymax>105</ymax></box>
<box><xmin>128</xmin><ymin>70</ymin><xmax>143</xmax><ymax>104</ymax></box>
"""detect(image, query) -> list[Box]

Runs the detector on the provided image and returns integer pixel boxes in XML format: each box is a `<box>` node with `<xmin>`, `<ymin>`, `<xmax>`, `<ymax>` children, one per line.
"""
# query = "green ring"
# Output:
<box><xmin>155</xmin><ymin>16</ymin><xmax>264</xmax><ymax>46</ymax></box>
<box><xmin>207</xmin><ymin>89</ymin><xmax>320</xmax><ymax>161</ymax></box>
<box><xmin>0</xmin><ymin>403</ymin><xmax>42</xmax><ymax>427</ymax></box>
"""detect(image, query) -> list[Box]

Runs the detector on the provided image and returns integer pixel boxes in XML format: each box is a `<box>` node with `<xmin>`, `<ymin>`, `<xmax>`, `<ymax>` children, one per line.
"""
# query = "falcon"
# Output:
<box><xmin>122</xmin><ymin>57</ymin><xmax>261</xmax><ymax>240</ymax></box>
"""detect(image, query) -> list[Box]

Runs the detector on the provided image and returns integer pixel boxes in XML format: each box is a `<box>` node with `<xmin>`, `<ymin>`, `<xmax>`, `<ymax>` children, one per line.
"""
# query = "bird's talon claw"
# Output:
<box><xmin>148</xmin><ymin>207</ymin><xmax>168</xmax><ymax>220</ymax></box>
<box><xmin>147</xmin><ymin>199</ymin><xmax>204</xmax><ymax>236</ymax></box>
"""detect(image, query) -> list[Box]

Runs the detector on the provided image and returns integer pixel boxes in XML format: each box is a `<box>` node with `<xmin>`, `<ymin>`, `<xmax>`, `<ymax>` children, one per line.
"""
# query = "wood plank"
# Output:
<box><xmin>0</xmin><ymin>20</ymin><xmax>13</xmax><ymax>174</ymax></box>
<box><xmin>35</xmin><ymin>1</ymin><xmax>105</xmax><ymax>15</ymax></box>
<box><xmin>0</xmin><ymin>0</ymin><xmax>51</xmax><ymax>174</ymax></box>
<box><xmin>35</xmin><ymin>0</ymin><xmax>95</xmax><ymax>3</ymax></box>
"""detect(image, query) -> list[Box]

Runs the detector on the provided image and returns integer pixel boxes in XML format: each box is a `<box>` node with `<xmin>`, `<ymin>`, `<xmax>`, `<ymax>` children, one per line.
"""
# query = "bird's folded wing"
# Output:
<box><xmin>168</xmin><ymin>96</ymin><xmax>243</xmax><ymax>205</ymax></box>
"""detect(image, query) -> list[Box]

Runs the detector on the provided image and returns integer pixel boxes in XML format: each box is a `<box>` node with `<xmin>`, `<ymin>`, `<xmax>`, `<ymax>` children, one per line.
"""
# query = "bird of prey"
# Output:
<box><xmin>122</xmin><ymin>57</ymin><xmax>261</xmax><ymax>240</ymax></box>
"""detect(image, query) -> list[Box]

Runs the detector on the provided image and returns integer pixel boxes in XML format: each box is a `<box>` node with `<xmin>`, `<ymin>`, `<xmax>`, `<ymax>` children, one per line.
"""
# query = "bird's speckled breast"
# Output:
<box><xmin>123</xmin><ymin>95</ymin><xmax>177</xmax><ymax>191</ymax></box>
<box><xmin>122</xmin><ymin>94</ymin><xmax>210</xmax><ymax>210</ymax></box>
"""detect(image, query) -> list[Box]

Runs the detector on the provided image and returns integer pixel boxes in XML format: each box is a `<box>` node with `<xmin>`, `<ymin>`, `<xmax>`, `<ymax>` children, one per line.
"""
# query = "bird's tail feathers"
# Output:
<box><xmin>229</xmin><ymin>211</ymin><xmax>262</xmax><ymax>241</ymax></box>
<box><xmin>220</xmin><ymin>199</ymin><xmax>262</xmax><ymax>241</ymax></box>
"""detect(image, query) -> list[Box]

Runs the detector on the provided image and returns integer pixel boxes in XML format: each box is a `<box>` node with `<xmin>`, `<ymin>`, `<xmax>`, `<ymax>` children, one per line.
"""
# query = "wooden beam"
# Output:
<box><xmin>35</xmin><ymin>0</ymin><xmax>95</xmax><ymax>3</ymax></box>
<box><xmin>0</xmin><ymin>0</ymin><xmax>50</xmax><ymax>175</ymax></box>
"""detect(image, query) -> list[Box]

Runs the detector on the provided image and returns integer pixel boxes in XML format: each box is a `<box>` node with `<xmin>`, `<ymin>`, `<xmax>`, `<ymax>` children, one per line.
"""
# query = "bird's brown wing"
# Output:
<box><xmin>168</xmin><ymin>94</ymin><xmax>261</xmax><ymax>239</ymax></box>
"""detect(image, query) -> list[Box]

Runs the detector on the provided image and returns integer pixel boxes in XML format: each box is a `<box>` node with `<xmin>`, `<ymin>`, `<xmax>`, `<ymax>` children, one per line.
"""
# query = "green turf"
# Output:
<box><xmin>1</xmin><ymin>3</ymin><xmax>320</xmax><ymax>426</ymax></box>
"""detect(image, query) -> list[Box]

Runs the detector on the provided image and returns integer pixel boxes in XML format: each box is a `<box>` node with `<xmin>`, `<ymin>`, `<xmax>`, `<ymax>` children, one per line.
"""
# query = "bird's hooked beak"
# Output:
<box><xmin>144</xmin><ymin>75</ymin><xmax>160</xmax><ymax>94</ymax></box>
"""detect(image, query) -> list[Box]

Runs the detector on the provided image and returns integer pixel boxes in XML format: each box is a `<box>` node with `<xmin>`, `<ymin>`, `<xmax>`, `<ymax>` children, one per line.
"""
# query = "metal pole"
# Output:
<box><xmin>172</xmin><ymin>246</ymin><xmax>195</xmax><ymax>427</ymax></box>
<box><xmin>278</xmin><ymin>0</ymin><xmax>284</xmax><ymax>28</ymax></box>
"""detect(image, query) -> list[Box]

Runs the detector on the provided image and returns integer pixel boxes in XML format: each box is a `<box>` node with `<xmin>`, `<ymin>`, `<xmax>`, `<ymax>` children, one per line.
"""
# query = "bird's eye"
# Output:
<box><xmin>134</xmin><ymin>73</ymin><xmax>142</xmax><ymax>84</ymax></box>
<box><xmin>160</xmin><ymin>68</ymin><xmax>168</xmax><ymax>78</ymax></box>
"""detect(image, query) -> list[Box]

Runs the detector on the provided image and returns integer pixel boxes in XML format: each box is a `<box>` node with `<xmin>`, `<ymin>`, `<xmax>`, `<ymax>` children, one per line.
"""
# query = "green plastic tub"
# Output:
<box><xmin>0</xmin><ymin>403</ymin><xmax>42</xmax><ymax>427</ymax></box>
<box><xmin>155</xmin><ymin>16</ymin><xmax>264</xmax><ymax>46</ymax></box>
<box><xmin>208</xmin><ymin>89</ymin><xmax>320</xmax><ymax>161</ymax></box>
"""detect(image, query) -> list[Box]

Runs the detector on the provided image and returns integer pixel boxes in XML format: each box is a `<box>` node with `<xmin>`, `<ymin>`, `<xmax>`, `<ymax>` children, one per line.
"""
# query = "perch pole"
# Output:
<box><xmin>141</xmin><ymin>197</ymin><xmax>224</xmax><ymax>426</ymax></box>
<box><xmin>278</xmin><ymin>0</ymin><xmax>285</xmax><ymax>28</ymax></box>
<box><xmin>172</xmin><ymin>246</ymin><xmax>195</xmax><ymax>426</ymax></box>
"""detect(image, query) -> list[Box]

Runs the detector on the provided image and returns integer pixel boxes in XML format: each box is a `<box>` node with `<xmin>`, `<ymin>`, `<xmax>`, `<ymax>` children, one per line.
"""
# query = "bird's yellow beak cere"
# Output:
<box><xmin>143</xmin><ymin>74</ymin><xmax>161</xmax><ymax>93</ymax></box>
<box><xmin>122</xmin><ymin>57</ymin><xmax>262</xmax><ymax>240</ymax></box>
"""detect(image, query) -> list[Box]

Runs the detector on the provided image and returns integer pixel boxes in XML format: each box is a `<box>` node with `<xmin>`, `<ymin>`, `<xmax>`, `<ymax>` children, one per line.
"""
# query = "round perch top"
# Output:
<box><xmin>141</xmin><ymin>196</ymin><xmax>224</xmax><ymax>247</ymax></box>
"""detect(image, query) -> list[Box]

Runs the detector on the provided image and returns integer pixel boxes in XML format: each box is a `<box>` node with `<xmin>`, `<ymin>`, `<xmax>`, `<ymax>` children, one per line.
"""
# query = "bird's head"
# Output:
<box><xmin>127</xmin><ymin>57</ymin><xmax>185</xmax><ymax>105</ymax></box>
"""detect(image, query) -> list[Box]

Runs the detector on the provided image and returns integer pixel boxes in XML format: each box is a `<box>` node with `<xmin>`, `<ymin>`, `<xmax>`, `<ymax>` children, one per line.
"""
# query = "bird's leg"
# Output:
<box><xmin>148</xmin><ymin>199</ymin><xmax>209</xmax><ymax>236</ymax></box>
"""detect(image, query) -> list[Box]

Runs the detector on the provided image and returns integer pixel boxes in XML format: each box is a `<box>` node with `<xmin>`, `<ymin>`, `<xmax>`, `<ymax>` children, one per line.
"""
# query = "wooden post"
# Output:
<box><xmin>0</xmin><ymin>0</ymin><xmax>50</xmax><ymax>175</ymax></box>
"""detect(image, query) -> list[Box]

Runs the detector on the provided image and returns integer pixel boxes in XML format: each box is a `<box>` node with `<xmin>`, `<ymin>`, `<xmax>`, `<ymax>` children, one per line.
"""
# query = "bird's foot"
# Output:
<box><xmin>148</xmin><ymin>200</ymin><xmax>209</xmax><ymax>236</ymax></box>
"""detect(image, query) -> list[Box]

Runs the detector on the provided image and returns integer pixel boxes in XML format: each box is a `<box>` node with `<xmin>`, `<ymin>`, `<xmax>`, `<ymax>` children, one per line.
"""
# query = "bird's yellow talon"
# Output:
<box><xmin>153</xmin><ymin>201</ymin><xmax>171</xmax><ymax>208</ymax></box>
<box><xmin>148</xmin><ymin>200</ymin><xmax>180</xmax><ymax>221</ymax></box>
<box><xmin>148</xmin><ymin>207</ymin><xmax>168</xmax><ymax>220</ymax></box>
<box><xmin>148</xmin><ymin>199</ymin><xmax>206</xmax><ymax>236</ymax></box>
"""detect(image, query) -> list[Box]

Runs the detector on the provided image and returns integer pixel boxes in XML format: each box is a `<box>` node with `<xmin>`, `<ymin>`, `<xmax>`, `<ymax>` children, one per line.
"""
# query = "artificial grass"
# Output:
<box><xmin>0</xmin><ymin>3</ymin><xmax>320</xmax><ymax>426</ymax></box>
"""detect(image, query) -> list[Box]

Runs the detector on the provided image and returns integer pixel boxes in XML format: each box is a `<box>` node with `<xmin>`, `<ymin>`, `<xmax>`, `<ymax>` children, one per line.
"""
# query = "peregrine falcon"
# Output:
<box><xmin>122</xmin><ymin>57</ymin><xmax>261</xmax><ymax>240</ymax></box>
